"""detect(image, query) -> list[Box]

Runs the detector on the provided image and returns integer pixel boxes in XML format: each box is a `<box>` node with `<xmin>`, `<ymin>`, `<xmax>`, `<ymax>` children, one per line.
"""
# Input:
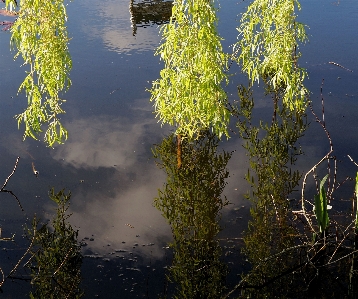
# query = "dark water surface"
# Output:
<box><xmin>0</xmin><ymin>0</ymin><xmax>357</xmax><ymax>298</ymax></box>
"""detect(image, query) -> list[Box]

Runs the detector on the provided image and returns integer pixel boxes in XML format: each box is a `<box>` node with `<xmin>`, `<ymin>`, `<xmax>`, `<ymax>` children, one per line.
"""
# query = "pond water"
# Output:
<box><xmin>0</xmin><ymin>0</ymin><xmax>358</xmax><ymax>298</ymax></box>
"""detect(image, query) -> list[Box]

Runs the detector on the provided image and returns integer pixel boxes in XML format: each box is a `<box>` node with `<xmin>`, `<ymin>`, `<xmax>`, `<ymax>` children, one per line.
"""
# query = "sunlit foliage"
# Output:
<box><xmin>314</xmin><ymin>174</ymin><xmax>329</xmax><ymax>234</ymax></box>
<box><xmin>150</xmin><ymin>0</ymin><xmax>230</xmax><ymax>139</ymax></box>
<box><xmin>234</xmin><ymin>0</ymin><xmax>308</xmax><ymax>110</ymax></box>
<box><xmin>9</xmin><ymin>0</ymin><xmax>71</xmax><ymax>146</ymax></box>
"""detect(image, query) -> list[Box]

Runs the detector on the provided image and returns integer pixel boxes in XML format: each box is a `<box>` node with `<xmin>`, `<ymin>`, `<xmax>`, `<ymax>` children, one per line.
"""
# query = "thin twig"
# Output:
<box><xmin>52</xmin><ymin>248</ymin><xmax>73</xmax><ymax>276</ymax></box>
<box><xmin>222</xmin><ymin>243</ymin><xmax>322</xmax><ymax>298</ymax></box>
<box><xmin>324</xmin><ymin>249</ymin><xmax>358</xmax><ymax>267</ymax></box>
<box><xmin>328</xmin><ymin>220</ymin><xmax>355</xmax><ymax>264</ymax></box>
<box><xmin>0</xmin><ymin>226</ymin><xmax>36</xmax><ymax>288</ymax></box>
<box><xmin>347</xmin><ymin>155</ymin><xmax>358</xmax><ymax>167</ymax></box>
<box><xmin>1</xmin><ymin>157</ymin><xmax>20</xmax><ymax>190</ymax></box>
<box><xmin>0</xmin><ymin>267</ymin><xmax>4</xmax><ymax>287</ymax></box>
<box><xmin>328</xmin><ymin>61</ymin><xmax>353</xmax><ymax>72</ymax></box>
<box><xmin>0</xmin><ymin>157</ymin><xmax>23</xmax><ymax>211</ymax></box>
<box><xmin>301</xmin><ymin>80</ymin><xmax>333</xmax><ymax>233</ymax></box>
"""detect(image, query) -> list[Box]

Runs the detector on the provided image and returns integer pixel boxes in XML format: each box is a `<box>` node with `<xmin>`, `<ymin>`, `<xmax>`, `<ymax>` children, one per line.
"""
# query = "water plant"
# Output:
<box><xmin>314</xmin><ymin>174</ymin><xmax>330</xmax><ymax>235</ymax></box>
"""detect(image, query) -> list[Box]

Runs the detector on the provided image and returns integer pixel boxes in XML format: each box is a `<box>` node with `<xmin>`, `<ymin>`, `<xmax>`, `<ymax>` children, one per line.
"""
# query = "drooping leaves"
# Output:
<box><xmin>150</xmin><ymin>0</ymin><xmax>230</xmax><ymax>139</ymax></box>
<box><xmin>234</xmin><ymin>0</ymin><xmax>308</xmax><ymax>111</ymax></box>
<box><xmin>10</xmin><ymin>0</ymin><xmax>71</xmax><ymax>146</ymax></box>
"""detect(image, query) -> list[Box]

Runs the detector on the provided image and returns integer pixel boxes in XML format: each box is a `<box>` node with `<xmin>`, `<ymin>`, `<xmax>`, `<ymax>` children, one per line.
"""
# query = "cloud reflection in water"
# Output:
<box><xmin>51</xmin><ymin>113</ymin><xmax>172</xmax><ymax>259</ymax></box>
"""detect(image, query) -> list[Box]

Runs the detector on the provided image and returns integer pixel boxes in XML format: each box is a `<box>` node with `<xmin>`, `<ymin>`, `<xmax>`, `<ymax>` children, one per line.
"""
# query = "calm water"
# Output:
<box><xmin>0</xmin><ymin>0</ymin><xmax>357</xmax><ymax>297</ymax></box>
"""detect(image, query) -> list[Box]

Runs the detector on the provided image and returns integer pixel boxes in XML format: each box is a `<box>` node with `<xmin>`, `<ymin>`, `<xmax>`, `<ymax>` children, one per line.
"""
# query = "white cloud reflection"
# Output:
<box><xmin>67</xmin><ymin>169</ymin><xmax>171</xmax><ymax>260</ymax></box>
<box><xmin>50</xmin><ymin>111</ymin><xmax>172</xmax><ymax>260</ymax></box>
<box><xmin>52</xmin><ymin>116</ymin><xmax>150</xmax><ymax>169</ymax></box>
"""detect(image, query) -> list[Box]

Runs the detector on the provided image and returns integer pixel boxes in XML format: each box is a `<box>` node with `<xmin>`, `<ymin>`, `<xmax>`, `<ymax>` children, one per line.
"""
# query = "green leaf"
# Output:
<box><xmin>314</xmin><ymin>174</ymin><xmax>329</xmax><ymax>233</ymax></box>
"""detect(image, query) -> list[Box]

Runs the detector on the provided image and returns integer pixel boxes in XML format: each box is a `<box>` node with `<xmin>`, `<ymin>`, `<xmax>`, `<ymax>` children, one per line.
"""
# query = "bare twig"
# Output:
<box><xmin>1</xmin><ymin>157</ymin><xmax>20</xmax><ymax>190</ymax></box>
<box><xmin>0</xmin><ymin>157</ymin><xmax>23</xmax><ymax>211</ymax></box>
<box><xmin>301</xmin><ymin>80</ymin><xmax>333</xmax><ymax>232</ymax></box>
<box><xmin>0</xmin><ymin>267</ymin><xmax>4</xmax><ymax>288</ymax></box>
<box><xmin>328</xmin><ymin>219</ymin><xmax>355</xmax><ymax>264</ymax></box>
<box><xmin>0</xmin><ymin>225</ymin><xmax>36</xmax><ymax>288</ymax></box>
<box><xmin>222</xmin><ymin>242</ymin><xmax>322</xmax><ymax>298</ymax></box>
<box><xmin>347</xmin><ymin>155</ymin><xmax>358</xmax><ymax>167</ymax></box>
<box><xmin>52</xmin><ymin>248</ymin><xmax>73</xmax><ymax>276</ymax></box>
<box><xmin>324</xmin><ymin>249</ymin><xmax>358</xmax><ymax>267</ymax></box>
<box><xmin>329</xmin><ymin>61</ymin><xmax>353</xmax><ymax>72</ymax></box>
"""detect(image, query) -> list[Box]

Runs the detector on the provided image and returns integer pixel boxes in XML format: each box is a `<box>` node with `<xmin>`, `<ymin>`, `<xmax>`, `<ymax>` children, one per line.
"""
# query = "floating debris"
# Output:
<box><xmin>115</xmin><ymin>249</ymin><xmax>127</xmax><ymax>252</ymax></box>
<box><xmin>84</xmin><ymin>254</ymin><xmax>103</xmax><ymax>259</ymax></box>
<box><xmin>126</xmin><ymin>267</ymin><xmax>141</xmax><ymax>272</ymax></box>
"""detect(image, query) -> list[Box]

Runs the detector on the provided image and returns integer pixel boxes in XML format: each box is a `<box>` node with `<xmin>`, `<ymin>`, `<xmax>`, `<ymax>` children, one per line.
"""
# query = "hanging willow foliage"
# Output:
<box><xmin>234</xmin><ymin>0</ymin><xmax>308</xmax><ymax>111</ymax></box>
<box><xmin>9</xmin><ymin>0</ymin><xmax>71</xmax><ymax>147</ymax></box>
<box><xmin>149</xmin><ymin>0</ymin><xmax>230</xmax><ymax>139</ymax></box>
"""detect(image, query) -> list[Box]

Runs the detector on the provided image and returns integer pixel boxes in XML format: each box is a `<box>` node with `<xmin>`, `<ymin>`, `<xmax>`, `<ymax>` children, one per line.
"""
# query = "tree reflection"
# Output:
<box><xmin>0</xmin><ymin>186</ymin><xmax>83</xmax><ymax>298</ymax></box>
<box><xmin>26</xmin><ymin>189</ymin><xmax>83</xmax><ymax>299</ymax></box>
<box><xmin>228</xmin><ymin>83</ymin><xmax>358</xmax><ymax>298</ymax></box>
<box><xmin>153</xmin><ymin>131</ymin><xmax>231</xmax><ymax>298</ymax></box>
<box><xmin>234</xmin><ymin>85</ymin><xmax>308</xmax><ymax>298</ymax></box>
<box><xmin>129</xmin><ymin>0</ymin><xmax>173</xmax><ymax>36</ymax></box>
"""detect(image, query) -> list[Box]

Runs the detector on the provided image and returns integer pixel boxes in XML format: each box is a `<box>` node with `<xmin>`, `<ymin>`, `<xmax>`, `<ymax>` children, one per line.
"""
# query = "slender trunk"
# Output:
<box><xmin>177</xmin><ymin>134</ymin><xmax>182</xmax><ymax>169</ymax></box>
